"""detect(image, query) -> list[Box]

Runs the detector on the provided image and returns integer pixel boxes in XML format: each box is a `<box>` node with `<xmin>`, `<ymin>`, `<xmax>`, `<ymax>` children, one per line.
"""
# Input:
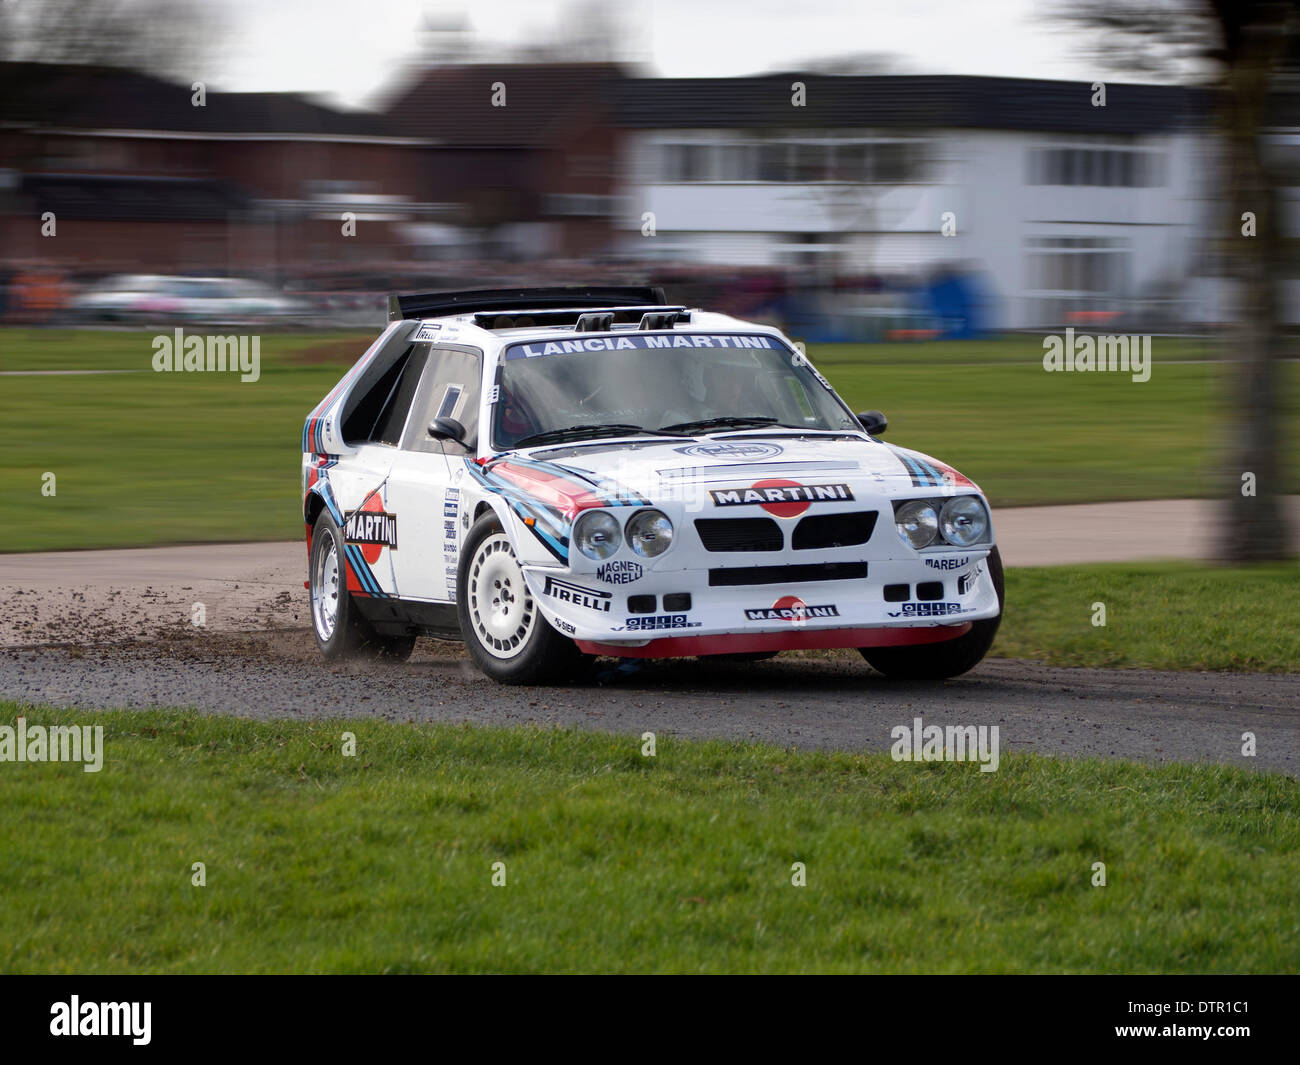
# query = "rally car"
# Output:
<box><xmin>301</xmin><ymin>286</ymin><xmax>1003</xmax><ymax>684</ymax></box>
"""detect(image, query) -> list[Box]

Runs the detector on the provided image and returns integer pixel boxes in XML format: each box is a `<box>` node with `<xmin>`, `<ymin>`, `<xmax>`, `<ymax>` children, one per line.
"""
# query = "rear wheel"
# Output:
<box><xmin>457</xmin><ymin>514</ymin><xmax>589</xmax><ymax>684</ymax></box>
<box><xmin>859</xmin><ymin>546</ymin><xmax>1004</xmax><ymax>680</ymax></box>
<box><xmin>309</xmin><ymin>510</ymin><xmax>415</xmax><ymax>661</ymax></box>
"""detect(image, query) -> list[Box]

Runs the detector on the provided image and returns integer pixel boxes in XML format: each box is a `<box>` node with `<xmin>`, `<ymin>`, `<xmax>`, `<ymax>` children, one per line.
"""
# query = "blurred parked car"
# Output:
<box><xmin>72</xmin><ymin>275</ymin><xmax>308</xmax><ymax>324</ymax></box>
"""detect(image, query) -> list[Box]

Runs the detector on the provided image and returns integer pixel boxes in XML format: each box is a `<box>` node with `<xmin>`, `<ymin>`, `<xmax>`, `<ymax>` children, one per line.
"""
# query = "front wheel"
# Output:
<box><xmin>859</xmin><ymin>546</ymin><xmax>1004</xmax><ymax>680</ymax></box>
<box><xmin>456</xmin><ymin>514</ymin><xmax>590</xmax><ymax>684</ymax></box>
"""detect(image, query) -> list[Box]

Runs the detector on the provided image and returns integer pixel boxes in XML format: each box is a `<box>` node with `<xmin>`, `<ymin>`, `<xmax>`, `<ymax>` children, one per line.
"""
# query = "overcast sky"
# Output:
<box><xmin>205</xmin><ymin>0</ymin><xmax>1120</xmax><ymax>109</ymax></box>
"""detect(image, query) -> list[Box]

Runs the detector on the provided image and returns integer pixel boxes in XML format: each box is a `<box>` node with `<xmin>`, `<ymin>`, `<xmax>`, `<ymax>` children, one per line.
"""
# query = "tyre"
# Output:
<box><xmin>309</xmin><ymin>509</ymin><xmax>415</xmax><ymax>661</ymax></box>
<box><xmin>859</xmin><ymin>546</ymin><xmax>1005</xmax><ymax>680</ymax></box>
<box><xmin>457</xmin><ymin>513</ymin><xmax>590</xmax><ymax>684</ymax></box>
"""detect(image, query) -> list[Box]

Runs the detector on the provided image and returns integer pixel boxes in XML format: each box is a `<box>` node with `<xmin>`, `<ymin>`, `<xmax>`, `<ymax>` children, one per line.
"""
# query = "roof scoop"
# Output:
<box><xmin>638</xmin><ymin>311</ymin><xmax>680</xmax><ymax>330</ymax></box>
<box><xmin>575</xmin><ymin>311</ymin><xmax>614</xmax><ymax>332</ymax></box>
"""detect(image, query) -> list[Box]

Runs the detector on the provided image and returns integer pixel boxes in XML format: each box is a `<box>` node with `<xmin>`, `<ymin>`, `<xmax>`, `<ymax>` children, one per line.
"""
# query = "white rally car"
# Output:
<box><xmin>301</xmin><ymin>287</ymin><xmax>1003</xmax><ymax>684</ymax></box>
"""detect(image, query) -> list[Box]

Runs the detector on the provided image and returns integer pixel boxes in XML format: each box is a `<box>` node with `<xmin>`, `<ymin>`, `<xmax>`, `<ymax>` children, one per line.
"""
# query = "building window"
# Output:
<box><xmin>661</xmin><ymin>143</ymin><xmax>711</xmax><ymax>182</ymax></box>
<box><xmin>1027</xmin><ymin>147</ymin><xmax>1163</xmax><ymax>188</ymax></box>
<box><xmin>655</xmin><ymin>137</ymin><xmax>929</xmax><ymax>184</ymax></box>
<box><xmin>1026</xmin><ymin>236</ymin><xmax>1130</xmax><ymax>294</ymax></box>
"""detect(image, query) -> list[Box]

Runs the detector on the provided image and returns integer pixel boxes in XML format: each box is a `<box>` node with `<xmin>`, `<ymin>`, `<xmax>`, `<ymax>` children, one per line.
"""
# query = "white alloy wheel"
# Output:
<box><xmin>467</xmin><ymin>533</ymin><xmax>536</xmax><ymax>659</ymax></box>
<box><xmin>312</xmin><ymin>527</ymin><xmax>341</xmax><ymax>642</ymax></box>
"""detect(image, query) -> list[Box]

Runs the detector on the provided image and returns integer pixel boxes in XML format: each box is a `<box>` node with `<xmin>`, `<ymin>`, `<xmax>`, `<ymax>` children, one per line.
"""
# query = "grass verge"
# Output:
<box><xmin>996</xmin><ymin>561</ymin><xmax>1300</xmax><ymax>672</ymax></box>
<box><xmin>1</xmin><ymin>330</ymin><xmax>1297</xmax><ymax>550</ymax></box>
<box><xmin>1</xmin><ymin>707</ymin><xmax>1296</xmax><ymax>973</ymax></box>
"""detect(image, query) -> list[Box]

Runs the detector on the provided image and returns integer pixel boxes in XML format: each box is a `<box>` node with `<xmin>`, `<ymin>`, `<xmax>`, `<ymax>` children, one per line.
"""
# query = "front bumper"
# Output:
<box><xmin>521</xmin><ymin>547</ymin><xmax>999</xmax><ymax>657</ymax></box>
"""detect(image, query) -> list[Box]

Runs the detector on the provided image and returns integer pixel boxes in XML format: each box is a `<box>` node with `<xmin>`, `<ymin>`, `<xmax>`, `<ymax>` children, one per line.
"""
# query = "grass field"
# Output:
<box><xmin>2</xmin><ymin>706</ymin><xmax>1296</xmax><ymax>974</ymax></box>
<box><xmin>997</xmin><ymin>561</ymin><xmax>1300</xmax><ymax>672</ymax></box>
<box><xmin>1</xmin><ymin>329</ymin><xmax>1297</xmax><ymax>551</ymax></box>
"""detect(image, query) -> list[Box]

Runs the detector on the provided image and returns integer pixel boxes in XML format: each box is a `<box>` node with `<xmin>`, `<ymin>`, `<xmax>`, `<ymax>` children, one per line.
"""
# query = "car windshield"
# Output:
<box><xmin>492</xmin><ymin>333</ymin><xmax>858</xmax><ymax>450</ymax></box>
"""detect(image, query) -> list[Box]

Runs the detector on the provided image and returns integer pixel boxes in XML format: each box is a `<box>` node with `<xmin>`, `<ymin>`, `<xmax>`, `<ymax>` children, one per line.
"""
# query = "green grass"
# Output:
<box><xmin>1</xmin><ymin>329</ymin><xmax>1297</xmax><ymax>551</ymax></box>
<box><xmin>995</xmin><ymin>561</ymin><xmax>1300</xmax><ymax>672</ymax></box>
<box><xmin>0</xmin><ymin>328</ymin><xmax>373</xmax><ymax>373</ymax></box>
<box><xmin>796</xmin><ymin>334</ymin><xmax>1239</xmax><ymax>366</ymax></box>
<box><xmin>812</xmin><ymin>339</ymin><xmax>1300</xmax><ymax>507</ymax></box>
<box><xmin>2</xmin><ymin>706</ymin><xmax>1296</xmax><ymax>973</ymax></box>
<box><xmin>0</xmin><ymin>331</ymin><xmax>369</xmax><ymax>552</ymax></box>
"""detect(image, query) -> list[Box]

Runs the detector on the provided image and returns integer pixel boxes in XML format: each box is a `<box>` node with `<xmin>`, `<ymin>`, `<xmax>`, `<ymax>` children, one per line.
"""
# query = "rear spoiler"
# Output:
<box><xmin>387</xmin><ymin>285</ymin><xmax>668</xmax><ymax>322</ymax></box>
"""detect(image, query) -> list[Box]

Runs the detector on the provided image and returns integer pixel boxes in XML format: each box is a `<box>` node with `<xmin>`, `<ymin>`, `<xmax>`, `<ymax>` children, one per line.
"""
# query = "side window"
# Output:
<box><xmin>341</xmin><ymin>344</ymin><xmax>429</xmax><ymax>446</ymax></box>
<box><xmin>403</xmin><ymin>347</ymin><xmax>482</xmax><ymax>454</ymax></box>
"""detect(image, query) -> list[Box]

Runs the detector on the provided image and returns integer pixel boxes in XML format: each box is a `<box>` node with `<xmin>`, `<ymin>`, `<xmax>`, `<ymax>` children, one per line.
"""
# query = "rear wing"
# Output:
<box><xmin>387</xmin><ymin>285</ymin><xmax>668</xmax><ymax>322</ymax></box>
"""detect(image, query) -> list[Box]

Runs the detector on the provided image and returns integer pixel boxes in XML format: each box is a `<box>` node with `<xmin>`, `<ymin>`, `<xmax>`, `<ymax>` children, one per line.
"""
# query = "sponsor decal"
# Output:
<box><xmin>595</xmin><ymin>559</ymin><xmax>643</xmax><ymax>584</ymax></box>
<box><xmin>709</xmin><ymin>480</ymin><xmax>853</xmax><ymax>518</ymax></box>
<box><xmin>344</xmin><ymin>505</ymin><xmax>398</xmax><ymax>554</ymax></box>
<box><xmin>553</xmin><ymin>616</ymin><xmax>577</xmax><ymax>635</ymax></box>
<box><xmin>443</xmin><ymin>519</ymin><xmax>457</xmax><ymax>539</ymax></box>
<box><xmin>443</xmin><ymin>501</ymin><xmax>459</xmax><ymax>518</ymax></box>
<box><xmin>958</xmin><ymin>564</ymin><xmax>984</xmax><ymax>596</ymax></box>
<box><xmin>924</xmin><ymin>555</ymin><xmax>971</xmax><ymax>571</ymax></box>
<box><xmin>443</xmin><ymin>550</ymin><xmax>458</xmax><ymax>562</ymax></box>
<box><xmin>674</xmin><ymin>442</ymin><xmax>784</xmax><ymax>460</ymax></box>
<box><xmin>414</xmin><ymin>324</ymin><xmax>441</xmax><ymax>341</ymax></box>
<box><xmin>446</xmin><ymin>487</ymin><xmax>460</xmax><ymax>500</ymax></box>
<box><xmin>543</xmin><ymin>575</ymin><xmax>612</xmax><ymax>613</ymax></box>
<box><xmin>745</xmin><ymin>596</ymin><xmax>839</xmax><ymax>623</ymax></box>
<box><xmin>505</xmin><ymin>334</ymin><xmax>780</xmax><ymax>360</ymax></box>
<box><xmin>887</xmin><ymin>602</ymin><xmax>968</xmax><ymax>618</ymax></box>
<box><xmin>615</xmin><ymin>614</ymin><xmax>700</xmax><ymax>632</ymax></box>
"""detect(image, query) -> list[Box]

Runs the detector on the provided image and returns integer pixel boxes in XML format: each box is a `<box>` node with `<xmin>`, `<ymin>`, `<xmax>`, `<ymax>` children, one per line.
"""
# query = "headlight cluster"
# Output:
<box><xmin>572</xmin><ymin>511</ymin><xmax>620</xmax><ymax>560</ymax></box>
<box><xmin>894</xmin><ymin>496</ymin><xmax>990</xmax><ymax>550</ymax></box>
<box><xmin>573</xmin><ymin>509</ymin><xmax>674</xmax><ymax>561</ymax></box>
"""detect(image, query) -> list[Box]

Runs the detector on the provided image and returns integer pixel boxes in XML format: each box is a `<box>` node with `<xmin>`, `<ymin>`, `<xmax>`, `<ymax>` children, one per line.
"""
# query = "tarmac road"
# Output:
<box><xmin>0</xmin><ymin>632</ymin><xmax>1295</xmax><ymax>774</ymax></box>
<box><xmin>0</xmin><ymin>497</ymin><xmax>1296</xmax><ymax>774</ymax></box>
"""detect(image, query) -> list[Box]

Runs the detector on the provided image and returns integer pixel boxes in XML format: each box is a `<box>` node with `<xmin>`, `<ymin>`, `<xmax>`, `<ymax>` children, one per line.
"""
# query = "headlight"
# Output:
<box><xmin>895</xmin><ymin>500</ymin><xmax>939</xmax><ymax>550</ymax></box>
<box><xmin>573</xmin><ymin>510</ymin><xmax>621</xmax><ymax>560</ymax></box>
<box><xmin>939</xmin><ymin>496</ymin><xmax>990</xmax><ymax>547</ymax></box>
<box><xmin>625</xmin><ymin>509</ymin><xmax>673</xmax><ymax>557</ymax></box>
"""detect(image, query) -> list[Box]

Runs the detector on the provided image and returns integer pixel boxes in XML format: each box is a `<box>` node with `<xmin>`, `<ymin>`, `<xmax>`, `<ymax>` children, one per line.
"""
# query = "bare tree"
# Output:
<box><xmin>509</xmin><ymin>0</ymin><xmax>632</xmax><ymax>63</ymax></box>
<box><xmin>0</xmin><ymin>0</ymin><xmax>224</xmax><ymax>80</ymax></box>
<box><xmin>1056</xmin><ymin>0</ymin><xmax>1297</xmax><ymax>562</ymax></box>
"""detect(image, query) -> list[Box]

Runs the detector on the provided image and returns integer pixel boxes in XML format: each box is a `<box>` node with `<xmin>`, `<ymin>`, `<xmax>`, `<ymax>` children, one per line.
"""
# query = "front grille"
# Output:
<box><xmin>694</xmin><ymin>517</ymin><xmax>782</xmax><ymax>552</ymax></box>
<box><xmin>792</xmin><ymin>511</ymin><xmax>878</xmax><ymax>550</ymax></box>
<box><xmin>709</xmin><ymin>562</ymin><xmax>868</xmax><ymax>586</ymax></box>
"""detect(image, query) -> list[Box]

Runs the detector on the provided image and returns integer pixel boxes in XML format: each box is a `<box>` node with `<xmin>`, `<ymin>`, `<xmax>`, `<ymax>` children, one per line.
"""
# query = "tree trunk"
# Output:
<box><xmin>1213</xmin><ymin>13</ymin><xmax>1294</xmax><ymax>562</ymax></box>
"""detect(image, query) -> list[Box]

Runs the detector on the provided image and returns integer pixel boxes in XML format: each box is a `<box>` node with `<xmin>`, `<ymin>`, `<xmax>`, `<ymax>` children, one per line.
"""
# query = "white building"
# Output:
<box><xmin>614</xmin><ymin>75</ymin><xmax>1226</xmax><ymax>332</ymax></box>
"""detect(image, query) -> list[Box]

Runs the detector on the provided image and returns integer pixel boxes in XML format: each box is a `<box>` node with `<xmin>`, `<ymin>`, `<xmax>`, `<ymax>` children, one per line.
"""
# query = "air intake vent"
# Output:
<box><xmin>575</xmin><ymin>311</ymin><xmax>614</xmax><ymax>332</ymax></box>
<box><xmin>694</xmin><ymin>517</ymin><xmax>783</xmax><ymax>552</ymax></box>
<box><xmin>792</xmin><ymin>511</ymin><xmax>879</xmax><ymax>550</ymax></box>
<box><xmin>709</xmin><ymin>563</ymin><xmax>867</xmax><ymax>586</ymax></box>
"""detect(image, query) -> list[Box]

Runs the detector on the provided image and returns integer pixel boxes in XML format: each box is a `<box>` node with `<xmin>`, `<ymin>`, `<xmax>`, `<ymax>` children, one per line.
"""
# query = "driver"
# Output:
<box><xmin>661</xmin><ymin>357</ymin><xmax>766</xmax><ymax>427</ymax></box>
<box><xmin>702</xmin><ymin>360</ymin><xmax>763</xmax><ymax>416</ymax></box>
<box><xmin>497</xmin><ymin>384</ymin><xmax>538</xmax><ymax>442</ymax></box>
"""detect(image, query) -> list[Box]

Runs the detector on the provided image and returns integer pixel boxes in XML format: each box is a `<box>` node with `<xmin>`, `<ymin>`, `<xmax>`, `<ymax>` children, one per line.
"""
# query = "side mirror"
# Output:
<box><xmin>856</xmin><ymin>410</ymin><xmax>887</xmax><ymax>436</ymax></box>
<box><xmin>428</xmin><ymin>417</ymin><xmax>467</xmax><ymax>443</ymax></box>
